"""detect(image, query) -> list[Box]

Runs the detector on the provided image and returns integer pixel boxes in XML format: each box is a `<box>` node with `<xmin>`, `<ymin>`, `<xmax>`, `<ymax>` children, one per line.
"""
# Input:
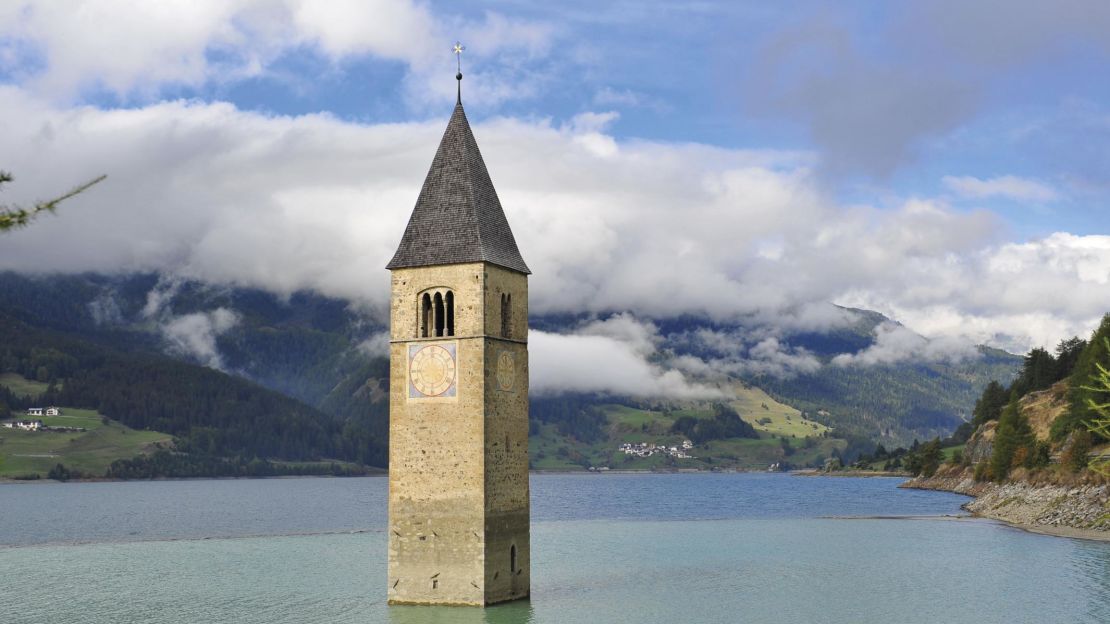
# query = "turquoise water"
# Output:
<box><xmin>2</xmin><ymin>474</ymin><xmax>1108</xmax><ymax>623</ymax></box>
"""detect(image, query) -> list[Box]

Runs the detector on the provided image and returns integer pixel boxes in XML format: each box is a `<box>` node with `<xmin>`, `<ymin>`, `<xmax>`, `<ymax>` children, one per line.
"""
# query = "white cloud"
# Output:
<box><xmin>0</xmin><ymin>1</ymin><xmax>555</xmax><ymax>107</ymax></box>
<box><xmin>831</xmin><ymin>322</ymin><xmax>978</xmax><ymax>367</ymax></box>
<box><xmin>672</xmin><ymin>330</ymin><xmax>822</xmax><ymax>380</ymax></box>
<box><xmin>161</xmin><ymin>308</ymin><xmax>240</xmax><ymax>370</ymax></box>
<box><xmin>593</xmin><ymin>87</ymin><xmax>640</xmax><ymax>107</ymax></box>
<box><xmin>288</xmin><ymin>0</ymin><xmax>437</xmax><ymax>63</ymax></box>
<box><xmin>357</xmin><ymin>331</ymin><xmax>391</xmax><ymax>358</ymax></box>
<box><xmin>530</xmin><ymin>321</ymin><xmax>722</xmax><ymax>399</ymax></box>
<box><xmin>0</xmin><ymin>87</ymin><xmax>1106</xmax><ymax>365</ymax></box>
<box><xmin>943</xmin><ymin>175</ymin><xmax>1060</xmax><ymax>202</ymax></box>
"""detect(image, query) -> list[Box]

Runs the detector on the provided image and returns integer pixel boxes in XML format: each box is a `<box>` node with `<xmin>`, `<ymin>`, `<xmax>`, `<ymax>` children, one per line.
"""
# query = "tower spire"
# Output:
<box><xmin>453</xmin><ymin>41</ymin><xmax>465</xmax><ymax>104</ymax></box>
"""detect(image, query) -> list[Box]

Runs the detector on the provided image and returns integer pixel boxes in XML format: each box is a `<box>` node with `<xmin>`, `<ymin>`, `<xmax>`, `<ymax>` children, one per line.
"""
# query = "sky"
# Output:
<box><xmin>1</xmin><ymin>1</ymin><xmax>1109</xmax><ymax>393</ymax></box>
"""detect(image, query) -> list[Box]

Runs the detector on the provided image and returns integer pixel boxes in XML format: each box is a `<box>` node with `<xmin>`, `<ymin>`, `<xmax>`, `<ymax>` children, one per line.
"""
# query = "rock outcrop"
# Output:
<box><xmin>905</xmin><ymin>466</ymin><xmax>1110</xmax><ymax>534</ymax></box>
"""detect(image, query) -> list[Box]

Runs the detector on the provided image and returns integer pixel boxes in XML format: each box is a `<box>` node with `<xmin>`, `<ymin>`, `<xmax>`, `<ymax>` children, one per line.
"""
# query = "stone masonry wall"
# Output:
<box><xmin>387</xmin><ymin>262</ymin><xmax>530</xmax><ymax>605</ymax></box>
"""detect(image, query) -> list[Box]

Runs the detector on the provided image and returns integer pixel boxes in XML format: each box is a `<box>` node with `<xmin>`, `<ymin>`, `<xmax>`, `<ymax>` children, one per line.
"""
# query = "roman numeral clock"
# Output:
<box><xmin>408</xmin><ymin>343</ymin><xmax>458</xmax><ymax>398</ymax></box>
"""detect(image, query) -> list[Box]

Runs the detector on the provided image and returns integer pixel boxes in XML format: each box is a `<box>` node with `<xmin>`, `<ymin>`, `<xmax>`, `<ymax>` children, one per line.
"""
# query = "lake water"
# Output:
<box><xmin>2</xmin><ymin>473</ymin><xmax>1108</xmax><ymax>623</ymax></box>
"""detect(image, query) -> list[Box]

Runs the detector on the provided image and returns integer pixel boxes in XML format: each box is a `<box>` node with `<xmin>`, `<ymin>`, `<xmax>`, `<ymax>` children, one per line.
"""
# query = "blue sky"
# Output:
<box><xmin>1</xmin><ymin>0</ymin><xmax>1109</xmax><ymax>370</ymax></box>
<box><xmin>21</xmin><ymin>0</ymin><xmax>1104</xmax><ymax>239</ymax></box>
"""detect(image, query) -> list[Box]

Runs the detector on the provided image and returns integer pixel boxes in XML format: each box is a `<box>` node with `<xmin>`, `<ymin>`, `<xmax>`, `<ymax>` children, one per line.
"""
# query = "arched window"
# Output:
<box><xmin>433</xmin><ymin>293</ymin><xmax>445</xmax><ymax>337</ymax></box>
<box><xmin>420</xmin><ymin>293</ymin><xmax>432</xmax><ymax>338</ymax></box>
<box><xmin>501</xmin><ymin>293</ymin><xmax>512</xmax><ymax>338</ymax></box>
<box><xmin>419</xmin><ymin>289</ymin><xmax>455</xmax><ymax>339</ymax></box>
<box><xmin>445</xmin><ymin>291</ymin><xmax>454</xmax><ymax>337</ymax></box>
<box><xmin>510</xmin><ymin>544</ymin><xmax>517</xmax><ymax>574</ymax></box>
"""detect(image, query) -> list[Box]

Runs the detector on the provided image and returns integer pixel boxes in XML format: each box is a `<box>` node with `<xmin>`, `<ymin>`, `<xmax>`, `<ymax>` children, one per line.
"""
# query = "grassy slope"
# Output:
<box><xmin>530</xmin><ymin>390</ymin><xmax>840</xmax><ymax>471</ymax></box>
<box><xmin>0</xmin><ymin>407</ymin><xmax>172</xmax><ymax>478</ymax></box>
<box><xmin>0</xmin><ymin>372</ymin><xmax>50</xmax><ymax>398</ymax></box>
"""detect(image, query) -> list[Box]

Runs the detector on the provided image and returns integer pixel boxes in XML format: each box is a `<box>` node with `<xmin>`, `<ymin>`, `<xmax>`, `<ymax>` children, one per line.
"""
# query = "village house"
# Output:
<box><xmin>619</xmin><ymin>441</ymin><xmax>694</xmax><ymax>459</ymax></box>
<box><xmin>26</xmin><ymin>407</ymin><xmax>43</xmax><ymax>417</ymax></box>
<box><xmin>4</xmin><ymin>420</ymin><xmax>44</xmax><ymax>431</ymax></box>
<box><xmin>46</xmin><ymin>406</ymin><xmax>61</xmax><ymax>416</ymax></box>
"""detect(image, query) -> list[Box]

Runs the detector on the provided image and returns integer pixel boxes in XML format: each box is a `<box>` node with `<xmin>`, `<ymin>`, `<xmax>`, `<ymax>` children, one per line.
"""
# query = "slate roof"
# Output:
<box><xmin>386</xmin><ymin>102</ymin><xmax>530</xmax><ymax>274</ymax></box>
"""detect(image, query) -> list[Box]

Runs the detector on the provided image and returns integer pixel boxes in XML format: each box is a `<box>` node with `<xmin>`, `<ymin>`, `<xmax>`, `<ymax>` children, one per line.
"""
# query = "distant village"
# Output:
<box><xmin>1</xmin><ymin>407</ymin><xmax>87</xmax><ymax>433</ymax></box>
<box><xmin>619</xmin><ymin>439</ymin><xmax>695</xmax><ymax>459</ymax></box>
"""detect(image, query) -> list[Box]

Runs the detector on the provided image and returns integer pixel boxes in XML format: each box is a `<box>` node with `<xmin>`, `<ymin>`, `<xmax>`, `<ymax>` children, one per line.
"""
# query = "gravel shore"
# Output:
<box><xmin>902</xmin><ymin>469</ymin><xmax>1110</xmax><ymax>542</ymax></box>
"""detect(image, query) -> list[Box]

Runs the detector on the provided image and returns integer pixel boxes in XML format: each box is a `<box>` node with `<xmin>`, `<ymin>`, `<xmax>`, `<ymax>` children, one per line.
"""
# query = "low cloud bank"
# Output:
<box><xmin>1</xmin><ymin>89</ymin><xmax>1106</xmax><ymax>364</ymax></box>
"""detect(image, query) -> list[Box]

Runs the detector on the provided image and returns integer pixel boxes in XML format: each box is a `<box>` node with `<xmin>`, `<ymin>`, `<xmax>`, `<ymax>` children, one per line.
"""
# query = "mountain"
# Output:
<box><xmin>0</xmin><ymin>271</ymin><xmax>1022</xmax><ymax>471</ymax></box>
<box><xmin>0</xmin><ymin>309</ymin><xmax>385</xmax><ymax>462</ymax></box>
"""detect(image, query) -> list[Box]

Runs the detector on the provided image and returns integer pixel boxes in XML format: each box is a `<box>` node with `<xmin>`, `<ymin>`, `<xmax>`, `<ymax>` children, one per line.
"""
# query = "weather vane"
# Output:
<box><xmin>453</xmin><ymin>41</ymin><xmax>465</xmax><ymax>103</ymax></box>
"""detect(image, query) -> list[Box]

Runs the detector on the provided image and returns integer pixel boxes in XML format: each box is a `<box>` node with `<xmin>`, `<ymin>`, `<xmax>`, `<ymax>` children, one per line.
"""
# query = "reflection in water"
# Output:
<box><xmin>388</xmin><ymin>600</ymin><xmax>534</xmax><ymax>624</ymax></box>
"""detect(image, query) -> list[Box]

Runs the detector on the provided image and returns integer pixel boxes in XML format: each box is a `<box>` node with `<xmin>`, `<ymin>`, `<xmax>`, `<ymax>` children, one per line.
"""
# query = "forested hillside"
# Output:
<box><xmin>893</xmin><ymin>314</ymin><xmax>1110</xmax><ymax>483</ymax></box>
<box><xmin>0</xmin><ymin>312</ymin><xmax>372</xmax><ymax>465</ymax></box>
<box><xmin>756</xmin><ymin>346</ymin><xmax>1021</xmax><ymax>442</ymax></box>
<box><xmin>0</xmin><ymin>271</ymin><xmax>1024</xmax><ymax>473</ymax></box>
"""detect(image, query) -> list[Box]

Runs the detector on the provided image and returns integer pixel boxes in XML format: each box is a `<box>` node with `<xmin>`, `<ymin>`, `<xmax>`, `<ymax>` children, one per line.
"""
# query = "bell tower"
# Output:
<box><xmin>385</xmin><ymin>65</ymin><xmax>530</xmax><ymax>606</ymax></box>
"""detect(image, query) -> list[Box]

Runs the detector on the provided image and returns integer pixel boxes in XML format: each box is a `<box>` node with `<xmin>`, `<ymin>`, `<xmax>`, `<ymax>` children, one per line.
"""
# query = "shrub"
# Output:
<box><xmin>1062</xmin><ymin>430</ymin><xmax>1093</xmax><ymax>473</ymax></box>
<box><xmin>974</xmin><ymin>461</ymin><xmax>991</xmax><ymax>482</ymax></box>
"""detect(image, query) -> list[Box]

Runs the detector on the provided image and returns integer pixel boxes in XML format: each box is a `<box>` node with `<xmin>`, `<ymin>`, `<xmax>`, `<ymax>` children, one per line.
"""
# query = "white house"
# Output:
<box><xmin>27</xmin><ymin>407</ymin><xmax>43</xmax><ymax>417</ymax></box>
<box><xmin>8</xmin><ymin>420</ymin><xmax>44</xmax><ymax>431</ymax></box>
<box><xmin>45</xmin><ymin>406</ymin><xmax>61</xmax><ymax>416</ymax></box>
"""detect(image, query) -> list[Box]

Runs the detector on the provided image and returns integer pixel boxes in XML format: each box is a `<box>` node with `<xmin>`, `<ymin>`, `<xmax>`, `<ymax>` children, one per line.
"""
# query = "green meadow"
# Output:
<box><xmin>0</xmin><ymin>372</ymin><xmax>51</xmax><ymax>398</ymax></box>
<box><xmin>0</xmin><ymin>407</ymin><xmax>172</xmax><ymax>478</ymax></box>
<box><xmin>530</xmin><ymin>390</ymin><xmax>838</xmax><ymax>472</ymax></box>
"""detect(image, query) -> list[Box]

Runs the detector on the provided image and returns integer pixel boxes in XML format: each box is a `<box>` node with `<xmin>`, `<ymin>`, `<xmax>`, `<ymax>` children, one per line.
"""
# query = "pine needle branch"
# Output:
<box><xmin>0</xmin><ymin>172</ymin><xmax>107</xmax><ymax>232</ymax></box>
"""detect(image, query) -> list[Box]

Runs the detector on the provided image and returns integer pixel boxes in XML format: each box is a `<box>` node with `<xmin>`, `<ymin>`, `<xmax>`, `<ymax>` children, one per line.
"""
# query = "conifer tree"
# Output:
<box><xmin>990</xmin><ymin>397</ymin><xmax>1034</xmax><ymax>481</ymax></box>
<box><xmin>971</xmin><ymin>381</ymin><xmax>1008</xmax><ymax>427</ymax></box>
<box><xmin>1054</xmin><ymin>315</ymin><xmax>1110</xmax><ymax>441</ymax></box>
<box><xmin>1082</xmin><ymin>337</ymin><xmax>1110</xmax><ymax>475</ymax></box>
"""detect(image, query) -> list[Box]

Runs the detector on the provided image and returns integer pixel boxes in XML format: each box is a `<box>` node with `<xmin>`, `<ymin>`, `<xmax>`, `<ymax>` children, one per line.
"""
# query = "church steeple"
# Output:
<box><xmin>386</xmin><ymin>49</ymin><xmax>532</xmax><ymax>607</ymax></box>
<box><xmin>385</xmin><ymin>94</ymin><xmax>530</xmax><ymax>275</ymax></box>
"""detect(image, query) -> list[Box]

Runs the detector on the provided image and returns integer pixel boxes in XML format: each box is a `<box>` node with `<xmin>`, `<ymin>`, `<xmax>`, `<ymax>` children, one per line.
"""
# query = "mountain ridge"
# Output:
<box><xmin>0</xmin><ymin>271</ymin><xmax>1022</xmax><ymax>471</ymax></box>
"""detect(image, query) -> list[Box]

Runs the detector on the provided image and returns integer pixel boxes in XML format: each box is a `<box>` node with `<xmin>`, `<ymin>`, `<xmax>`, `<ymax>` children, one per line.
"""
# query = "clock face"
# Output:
<box><xmin>408</xmin><ymin>343</ymin><xmax>457</xmax><ymax>398</ymax></box>
<box><xmin>496</xmin><ymin>350</ymin><xmax>515</xmax><ymax>392</ymax></box>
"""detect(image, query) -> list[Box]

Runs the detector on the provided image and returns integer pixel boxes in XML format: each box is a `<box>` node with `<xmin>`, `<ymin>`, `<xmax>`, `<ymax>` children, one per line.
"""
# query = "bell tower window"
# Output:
<box><xmin>418</xmin><ymin>289</ymin><xmax>455</xmax><ymax>338</ymax></box>
<box><xmin>420</xmin><ymin>293</ymin><xmax>432</xmax><ymax>338</ymax></box>
<box><xmin>434</xmin><ymin>293</ymin><xmax>445</xmax><ymax>337</ymax></box>
<box><xmin>446</xmin><ymin>291</ymin><xmax>455</xmax><ymax>336</ymax></box>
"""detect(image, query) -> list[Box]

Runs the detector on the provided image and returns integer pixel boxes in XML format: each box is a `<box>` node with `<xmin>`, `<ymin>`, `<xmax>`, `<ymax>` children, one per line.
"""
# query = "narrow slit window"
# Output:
<box><xmin>510</xmin><ymin>544</ymin><xmax>517</xmax><ymax>574</ymax></box>
<box><xmin>434</xmin><ymin>292</ymin><xmax>445</xmax><ymax>337</ymax></box>
<box><xmin>446</xmin><ymin>291</ymin><xmax>455</xmax><ymax>336</ymax></box>
<box><xmin>420</xmin><ymin>293</ymin><xmax>432</xmax><ymax>338</ymax></box>
<box><xmin>501</xmin><ymin>293</ymin><xmax>512</xmax><ymax>338</ymax></box>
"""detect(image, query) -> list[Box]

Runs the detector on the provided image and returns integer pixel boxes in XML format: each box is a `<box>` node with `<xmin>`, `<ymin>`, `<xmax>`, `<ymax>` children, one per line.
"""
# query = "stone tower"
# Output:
<box><xmin>385</xmin><ymin>76</ymin><xmax>530</xmax><ymax>606</ymax></box>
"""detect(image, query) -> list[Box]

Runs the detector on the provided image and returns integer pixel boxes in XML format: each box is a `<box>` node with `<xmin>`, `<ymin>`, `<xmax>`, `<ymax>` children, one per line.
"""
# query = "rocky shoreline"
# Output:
<box><xmin>903</xmin><ymin>468</ymin><xmax>1110</xmax><ymax>541</ymax></box>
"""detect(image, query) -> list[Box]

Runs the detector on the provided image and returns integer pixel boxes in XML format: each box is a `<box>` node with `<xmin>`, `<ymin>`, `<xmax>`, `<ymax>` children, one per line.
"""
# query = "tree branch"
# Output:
<box><xmin>0</xmin><ymin>172</ymin><xmax>107</xmax><ymax>232</ymax></box>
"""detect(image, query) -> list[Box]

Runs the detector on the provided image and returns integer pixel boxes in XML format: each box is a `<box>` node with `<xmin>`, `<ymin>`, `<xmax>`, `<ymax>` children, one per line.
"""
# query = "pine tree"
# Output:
<box><xmin>1055</xmin><ymin>337</ymin><xmax>1087</xmax><ymax>381</ymax></box>
<box><xmin>972</xmin><ymin>381</ymin><xmax>1008</xmax><ymax>427</ymax></box>
<box><xmin>1082</xmin><ymin>337</ymin><xmax>1110</xmax><ymax>475</ymax></box>
<box><xmin>990</xmin><ymin>398</ymin><xmax>1034</xmax><ymax>481</ymax></box>
<box><xmin>1012</xmin><ymin>347</ymin><xmax>1058</xmax><ymax>396</ymax></box>
<box><xmin>919</xmin><ymin>438</ymin><xmax>943</xmax><ymax>477</ymax></box>
<box><xmin>1054</xmin><ymin>315</ymin><xmax>1110</xmax><ymax>441</ymax></box>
